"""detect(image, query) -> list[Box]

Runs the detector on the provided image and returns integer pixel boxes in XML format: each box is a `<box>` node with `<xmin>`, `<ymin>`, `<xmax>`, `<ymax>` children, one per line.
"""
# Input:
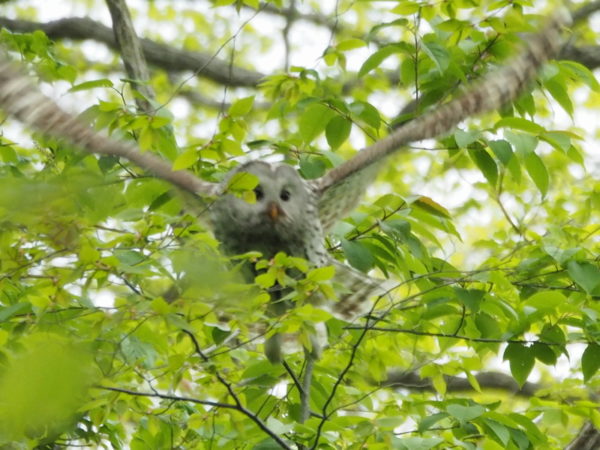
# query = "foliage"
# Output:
<box><xmin>0</xmin><ymin>0</ymin><xmax>599</xmax><ymax>448</ymax></box>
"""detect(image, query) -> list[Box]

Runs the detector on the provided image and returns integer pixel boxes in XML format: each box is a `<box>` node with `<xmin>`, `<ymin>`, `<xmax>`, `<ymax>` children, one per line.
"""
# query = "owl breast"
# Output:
<box><xmin>210</xmin><ymin>161</ymin><xmax>328</xmax><ymax>267</ymax></box>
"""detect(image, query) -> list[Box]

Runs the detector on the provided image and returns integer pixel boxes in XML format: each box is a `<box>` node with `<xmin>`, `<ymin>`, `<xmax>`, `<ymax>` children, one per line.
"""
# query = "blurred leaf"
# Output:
<box><xmin>299</xmin><ymin>154</ymin><xmax>327</xmax><ymax>179</ymax></box>
<box><xmin>337</xmin><ymin>38</ymin><xmax>366</xmax><ymax>51</ymax></box>
<box><xmin>567</xmin><ymin>261</ymin><xmax>600</xmax><ymax>295</ymax></box>
<box><xmin>299</xmin><ymin>103</ymin><xmax>335</xmax><ymax>143</ymax></box>
<box><xmin>523</xmin><ymin>291</ymin><xmax>566</xmax><ymax>314</ymax></box>
<box><xmin>359</xmin><ymin>45</ymin><xmax>401</xmax><ymax>77</ymax></box>
<box><xmin>503</xmin><ymin>343</ymin><xmax>535</xmax><ymax>387</ymax></box>
<box><xmin>229</xmin><ymin>96</ymin><xmax>255</xmax><ymax>116</ymax></box>
<box><xmin>524</xmin><ymin>152</ymin><xmax>548</xmax><ymax>197</ymax></box>
<box><xmin>544</xmin><ymin>77</ymin><xmax>574</xmax><ymax>116</ymax></box>
<box><xmin>582</xmin><ymin>343</ymin><xmax>600</xmax><ymax>382</ymax></box>
<box><xmin>341</xmin><ymin>239</ymin><xmax>374</xmax><ymax>272</ymax></box>
<box><xmin>326</xmin><ymin>115</ymin><xmax>352</xmax><ymax>149</ymax></box>
<box><xmin>0</xmin><ymin>333</ymin><xmax>95</xmax><ymax>442</ymax></box>
<box><xmin>172</xmin><ymin>149</ymin><xmax>198</xmax><ymax>170</ymax></box>
<box><xmin>68</xmin><ymin>78</ymin><xmax>113</xmax><ymax>92</ymax></box>
<box><xmin>421</xmin><ymin>38</ymin><xmax>450</xmax><ymax>73</ymax></box>
<box><xmin>488</xmin><ymin>139</ymin><xmax>514</xmax><ymax>166</ymax></box>
<box><xmin>469</xmin><ymin>148</ymin><xmax>498</xmax><ymax>187</ymax></box>
<box><xmin>446</xmin><ymin>404</ymin><xmax>486</xmax><ymax>422</ymax></box>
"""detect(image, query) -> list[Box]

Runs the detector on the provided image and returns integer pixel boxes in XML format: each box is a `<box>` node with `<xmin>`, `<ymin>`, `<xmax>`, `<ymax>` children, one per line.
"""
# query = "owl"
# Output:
<box><xmin>0</xmin><ymin>11</ymin><xmax>569</xmax><ymax>362</ymax></box>
<box><xmin>210</xmin><ymin>160</ymin><xmax>387</xmax><ymax>361</ymax></box>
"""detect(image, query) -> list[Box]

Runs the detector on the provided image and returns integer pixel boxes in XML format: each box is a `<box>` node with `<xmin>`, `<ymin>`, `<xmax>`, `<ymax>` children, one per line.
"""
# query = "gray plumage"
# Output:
<box><xmin>211</xmin><ymin>161</ymin><xmax>385</xmax><ymax>361</ymax></box>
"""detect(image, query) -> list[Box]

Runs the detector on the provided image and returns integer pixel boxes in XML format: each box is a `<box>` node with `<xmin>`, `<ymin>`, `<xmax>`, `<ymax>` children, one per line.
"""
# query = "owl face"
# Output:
<box><xmin>211</xmin><ymin>161</ymin><xmax>320</xmax><ymax>259</ymax></box>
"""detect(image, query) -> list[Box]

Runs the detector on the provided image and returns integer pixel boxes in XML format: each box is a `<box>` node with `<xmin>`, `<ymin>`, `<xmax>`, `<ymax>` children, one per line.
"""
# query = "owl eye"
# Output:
<box><xmin>280</xmin><ymin>189</ymin><xmax>291</xmax><ymax>201</ymax></box>
<box><xmin>254</xmin><ymin>185</ymin><xmax>264</xmax><ymax>201</ymax></box>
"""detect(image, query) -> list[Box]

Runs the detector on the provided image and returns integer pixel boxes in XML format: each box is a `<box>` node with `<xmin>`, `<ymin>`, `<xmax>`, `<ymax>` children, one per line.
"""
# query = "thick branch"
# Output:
<box><xmin>561</xmin><ymin>44</ymin><xmax>600</xmax><ymax>70</ymax></box>
<box><xmin>0</xmin><ymin>16</ymin><xmax>264</xmax><ymax>87</ymax></box>
<box><xmin>572</xmin><ymin>0</ymin><xmax>600</xmax><ymax>23</ymax></box>
<box><xmin>257</xmin><ymin>2</ymin><xmax>337</xmax><ymax>31</ymax></box>
<box><xmin>566</xmin><ymin>422</ymin><xmax>600</xmax><ymax>450</ymax></box>
<box><xmin>105</xmin><ymin>0</ymin><xmax>155</xmax><ymax>112</ymax></box>
<box><xmin>384</xmin><ymin>371</ymin><xmax>540</xmax><ymax>397</ymax></box>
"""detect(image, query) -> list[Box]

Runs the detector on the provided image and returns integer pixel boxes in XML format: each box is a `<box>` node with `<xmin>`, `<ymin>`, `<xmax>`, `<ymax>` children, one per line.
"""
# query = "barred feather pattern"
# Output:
<box><xmin>0</xmin><ymin>55</ymin><xmax>220</xmax><ymax>197</ymax></box>
<box><xmin>314</xmin><ymin>9</ymin><xmax>571</xmax><ymax>228</ymax></box>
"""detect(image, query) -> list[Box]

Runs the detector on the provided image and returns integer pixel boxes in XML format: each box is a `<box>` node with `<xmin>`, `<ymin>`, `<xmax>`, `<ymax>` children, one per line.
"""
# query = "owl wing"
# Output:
<box><xmin>328</xmin><ymin>258</ymin><xmax>395</xmax><ymax>321</ymax></box>
<box><xmin>314</xmin><ymin>10</ymin><xmax>570</xmax><ymax>228</ymax></box>
<box><xmin>313</xmin><ymin>162</ymin><xmax>381</xmax><ymax>232</ymax></box>
<box><xmin>0</xmin><ymin>55</ymin><xmax>220</xmax><ymax>198</ymax></box>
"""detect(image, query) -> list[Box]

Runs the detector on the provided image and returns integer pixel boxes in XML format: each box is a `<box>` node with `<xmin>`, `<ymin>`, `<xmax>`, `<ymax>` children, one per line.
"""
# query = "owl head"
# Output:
<box><xmin>210</xmin><ymin>161</ymin><xmax>319</xmax><ymax>258</ymax></box>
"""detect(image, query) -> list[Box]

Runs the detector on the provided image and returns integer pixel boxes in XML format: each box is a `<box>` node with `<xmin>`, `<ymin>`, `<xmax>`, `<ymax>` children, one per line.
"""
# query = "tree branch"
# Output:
<box><xmin>572</xmin><ymin>0</ymin><xmax>600</xmax><ymax>23</ymax></box>
<box><xmin>566</xmin><ymin>421</ymin><xmax>600</xmax><ymax>450</ymax></box>
<box><xmin>182</xmin><ymin>329</ymin><xmax>292</xmax><ymax>450</ymax></box>
<box><xmin>383</xmin><ymin>371</ymin><xmax>540</xmax><ymax>397</ymax></box>
<box><xmin>256</xmin><ymin>2</ymin><xmax>338</xmax><ymax>31</ymax></box>
<box><xmin>560</xmin><ymin>44</ymin><xmax>600</xmax><ymax>70</ymax></box>
<box><xmin>344</xmin><ymin>325</ymin><xmax>563</xmax><ymax>346</ymax></box>
<box><xmin>105</xmin><ymin>0</ymin><xmax>155</xmax><ymax>113</ymax></box>
<box><xmin>98</xmin><ymin>385</ymin><xmax>239</xmax><ymax>409</ymax></box>
<box><xmin>0</xmin><ymin>16</ymin><xmax>264</xmax><ymax>87</ymax></box>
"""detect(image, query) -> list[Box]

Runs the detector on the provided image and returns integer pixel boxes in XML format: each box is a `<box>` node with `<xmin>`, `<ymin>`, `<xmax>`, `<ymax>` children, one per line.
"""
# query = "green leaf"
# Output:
<box><xmin>532</xmin><ymin>342</ymin><xmax>557</xmax><ymax>365</ymax></box>
<box><xmin>505</xmin><ymin>130</ymin><xmax>538</xmax><ymax>154</ymax></box>
<box><xmin>503</xmin><ymin>343</ymin><xmax>535</xmax><ymax>387</ymax></box>
<box><xmin>413</xmin><ymin>196</ymin><xmax>451</xmax><ymax>218</ymax></box>
<box><xmin>523</xmin><ymin>291</ymin><xmax>566</xmax><ymax>314</ymax></box>
<box><xmin>349</xmin><ymin>101</ymin><xmax>381</xmax><ymax>129</ymax></box>
<box><xmin>421</xmin><ymin>39</ymin><xmax>450</xmax><ymax>73</ymax></box>
<box><xmin>390</xmin><ymin>2</ymin><xmax>420</xmax><ymax>15</ymax></box>
<box><xmin>299</xmin><ymin>103</ymin><xmax>335</xmax><ymax>143</ymax></box>
<box><xmin>495</xmin><ymin>117</ymin><xmax>544</xmax><ymax>134</ymax></box>
<box><xmin>469</xmin><ymin>148</ymin><xmax>498</xmax><ymax>187</ymax></box>
<box><xmin>172</xmin><ymin>149</ymin><xmax>198</xmax><ymax>170</ymax></box>
<box><xmin>326</xmin><ymin>115</ymin><xmax>352</xmax><ymax>149</ymax></box>
<box><xmin>488</xmin><ymin>139</ymin><xmax>514</xmax><ymax>166</ymax></box>
<box><xmin>307</xmin><ymin>265</ymin><xmax>335</xmax><ymax>282</ymax></box>
<box><xmin>541</xmin><ymin>131</ymin><xmax>572</xmax><ymax>153</ymax></box>
<box><xmin>559</xmin><ymin>60</ymin><xmax>600</xmax><ymax>91</ymax></box>
<box><xmin>524</xmin><ymin>152</ymin><xmax>548</xmax><ymax>197</ymax></box>
<box><xmin>229</xmin><ymin>96</ymin><xmax>255</xmax><ymax>116</ymax></box>
<box><xmin>454</xmin><ymin>288</ymin><xmax>485</xmax><ymax>312</ymax></box>
<box><xmin>567</xmin><ymin>261</ymin><xmax>600</xmax><ymax>294</ymax></box>
<box><xmin>265</xmin><ymin>417</ymin><xmax>293</xmax><ymax>435</ymax></box>
<box><xmin>483</xmin><ymin>418</ymin><xmax>511</xmax><ymax>446</ymax></box>
<box><xmin>395</xmin><ymin>437</ymin><xmax>444</xmax><ymax>450</ymax></box>
<box><xmin>255</xmin><ymin>271</ymin><xmax>276</xmax><ymax>288</ymax></box>
<box><xmin>337</xmin><ymin>38</ymin><xmax>366</xmax><ymax>51</ymax></box>
<box><xmin>299</xmin><ymin>155</ymin><xmax>327</xmax><ymax>179</ymax></box>
<box><xmin>358</xmin><ymin>45</ymin><xmax>401</xmax><ymax>77</ymax></box>
<box><xmin>540</xmin><ymin>323</ymin><xmax>566</xmax><ymax>346</ymax></box>
<box><xmin>0</xmin><ymin>333</ymin><xmax>95</xmax><ymax>441</ymax></box>
<box><xmin>455</xmin><ymin>129</ymin><xmax>480</xmax><ymax>148</ymax></box>
<box><xmin>0</xmin><ymin>303</ymin><xmax>31</xmax><ymax>322</ymax></box>
<box><xmin>68</xmin><ymin>78</ymin><xmax>113</xmax><ymax>92</ymax></box>
<box><xmin>226</xmin><ymin>171</ymin><xmax>260</xmax><ymax>192</ymax></box>
<box><xmin>582</xmin><ymin>343</ymin><xmax>600</xmax><ymax>381</ymax></box>
<box><xmin>418</xmin><ymin>412</ymin><xmax>449</xmax><ymax>432</ymax></box>
<box><xmin>446</xmin><ymin>404</ymin><xmax>486</xmax><ymax>422</ymax></box>
<box><xmin>544</xmin><ymin>77</ymin><xmax>574</xmax><ymax>116</ymax></box>
<box><xmin>341</xmin><ymin>239</ymin><xmax>374</xmax><ymax>272</ymax></box>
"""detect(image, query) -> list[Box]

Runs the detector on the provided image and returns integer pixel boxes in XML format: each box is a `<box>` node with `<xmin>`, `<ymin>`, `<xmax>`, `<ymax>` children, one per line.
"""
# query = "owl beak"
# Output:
<box><xmin>266</xmin><ymin>201</ymin><xmax>283</xmax><ymax>221</ymax></box>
